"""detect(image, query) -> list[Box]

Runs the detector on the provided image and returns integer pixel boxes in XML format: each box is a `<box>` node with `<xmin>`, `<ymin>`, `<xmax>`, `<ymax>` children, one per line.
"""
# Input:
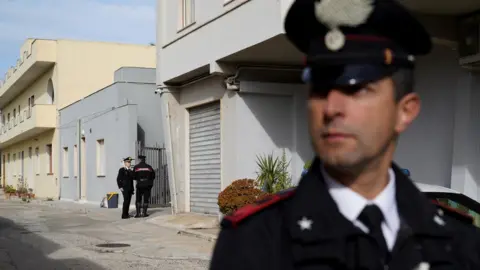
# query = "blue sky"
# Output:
<box><xmin>0</xmin><ymin>0</ymin><xmax>155</xmax><ymax>78</ymax></box>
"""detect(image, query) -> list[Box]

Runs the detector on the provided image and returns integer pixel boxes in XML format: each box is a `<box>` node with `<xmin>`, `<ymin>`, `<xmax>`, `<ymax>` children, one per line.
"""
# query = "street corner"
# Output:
<box><xmin>146</xmin><ymin>213</ymin><xmax>220</xmax><ymax>241</ymax></box>
<box><xmin>147</xmin><ymin>213</ymin><xmax>219</xmax><ymax>230</ymax></box>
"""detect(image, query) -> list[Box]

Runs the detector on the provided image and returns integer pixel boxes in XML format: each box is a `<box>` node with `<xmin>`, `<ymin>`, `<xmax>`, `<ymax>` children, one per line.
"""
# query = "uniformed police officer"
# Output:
<box><xmin>116</xmin><ymin>157</ymin><xmax>135</xmax><ymax>219</ymax></box>
<box><xmin>210</xmin><ymin>0</ymin><xmax>480</xmax><ymax>269</ymax></box>
<box><xmin>133</xmin><ymin>155</ymin><xmax>155</xmax><ymax>218</ymax></box>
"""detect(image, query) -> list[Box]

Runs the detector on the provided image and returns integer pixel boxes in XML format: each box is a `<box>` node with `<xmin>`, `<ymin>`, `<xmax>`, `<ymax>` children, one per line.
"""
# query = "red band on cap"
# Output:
<box><xmin>346</xmin><ymin>34</ymin><xmax>390</xmax><ymax>42</ymax></box>
<box><xmin>302</xmin><ymin>56</ymin><xmax>307</xmax><ymax>66</ymax></box>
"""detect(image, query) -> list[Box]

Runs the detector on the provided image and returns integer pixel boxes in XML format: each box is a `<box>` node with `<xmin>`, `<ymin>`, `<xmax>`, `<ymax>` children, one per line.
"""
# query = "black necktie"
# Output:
<box><xmin>358</xmin><ymin>204</ymin><xmax>389</xmax><ymax>260</ymax></box>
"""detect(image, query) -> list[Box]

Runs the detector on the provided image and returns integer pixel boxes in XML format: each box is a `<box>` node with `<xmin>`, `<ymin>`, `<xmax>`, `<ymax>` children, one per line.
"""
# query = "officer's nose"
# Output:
<box><xmin>323</xmin><ymin>89</ymin><xmax>347</xmax><ymax>119</ymax></box>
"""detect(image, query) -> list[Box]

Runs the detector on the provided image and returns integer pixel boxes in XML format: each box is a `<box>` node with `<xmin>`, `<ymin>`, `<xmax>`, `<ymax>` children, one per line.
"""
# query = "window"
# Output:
<box><xmin>12</xmin><ymin>153</ymin><xmax>16</xmax><ymax>176</ymax></box>
<box><xmin>28</xmin><ymin>97</ymin><xmax>31</xmax><ymax>116</ymax></box>
<box><xmin>28</xmin><ymin>95</ymin><xmax>34</xmax><ymax>118</ymax></box>
<box><xmin>96</xmin><ymin>139</ymin><xmax>105</xmax><ymax>176</ymax></box>
<box><xmin>62</xmin><ymin>147</ymin><xmax>69</xmax><ymax>177</ymax></box>
<box><xmin>13</xmin><ymin>109</ymin><xmax>16</xmax><ymax>126</ymax></box>
<box><xmin>73</xmin><ymin>145</ymin><xmax>78</xmax><ymax>177</ymax></box>
<box><xmin>7</xmin><ymin>113</ymin><xmax>10</xmax><ymax>129</ymax></box>
<box><xmin>35</xmin><ymin>147</ymin><xmax>39</xmax><ymax>175</ymax></box>
<box><xmin>46</xmin><ymin>144</ymin><xmax>53</xmax><ymax>174</ymax></box>
<box><xmin>179</xmin><ymin>0</ymin><xmax>195</xmax><ymax>29</ymax></box>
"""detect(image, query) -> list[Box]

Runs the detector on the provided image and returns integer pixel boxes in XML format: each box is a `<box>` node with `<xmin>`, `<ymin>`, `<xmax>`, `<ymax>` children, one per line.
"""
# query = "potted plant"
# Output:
<box><xmin>217</xmin><ymin>179</ymin><xmax>269</xmax><ymax>222</ymax></box>
<box><xmin>4</xmin><ymin>185</ymin><xmax>16</xmax><ymax>199</ymax></box>
<box><xmin>255</xmin><ymin>150</ymin><xmax>294</xmax><ymax>194</ymax></box>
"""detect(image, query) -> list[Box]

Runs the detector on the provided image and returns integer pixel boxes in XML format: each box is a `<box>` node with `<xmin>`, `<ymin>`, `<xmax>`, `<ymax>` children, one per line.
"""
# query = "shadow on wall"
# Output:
<box><xmin>0</xmin><ymin>216</ymin><xmax>105</xmax><ymax>269</ymax></box>
<box><xmin>241</xmin><ymin>91</ymin><xmax>313</xmax><ymax>167</ymax></box>
<box><xmin>137</xmin><ymin>123</ymin><xmax>145</xmax><ymax>145</ymax></box>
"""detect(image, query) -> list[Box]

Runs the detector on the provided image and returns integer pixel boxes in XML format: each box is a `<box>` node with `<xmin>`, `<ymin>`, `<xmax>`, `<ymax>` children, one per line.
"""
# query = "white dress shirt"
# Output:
<box><xmin>322</xmin><ymin>166</ymin><xmax>400</xmax><ymax>250</ymax></box>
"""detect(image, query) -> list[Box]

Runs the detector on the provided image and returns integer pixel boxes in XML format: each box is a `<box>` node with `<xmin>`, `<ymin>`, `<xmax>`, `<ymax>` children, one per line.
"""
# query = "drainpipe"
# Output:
<box><xmin>156</xmin><ymin>1</ymin><xmax>178</xmax><ymax>215</ymax></box>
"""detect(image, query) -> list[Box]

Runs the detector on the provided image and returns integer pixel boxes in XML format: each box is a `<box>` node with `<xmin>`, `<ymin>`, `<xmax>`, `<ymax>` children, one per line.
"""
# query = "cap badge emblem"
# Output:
<box><xmin>314</xmin><ymin>0</ymin><xmax>374</xmax><ymax>51</ymax></box>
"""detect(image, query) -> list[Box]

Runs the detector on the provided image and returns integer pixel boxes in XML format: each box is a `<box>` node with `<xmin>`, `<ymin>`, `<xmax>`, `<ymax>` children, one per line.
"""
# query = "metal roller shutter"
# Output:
<box><xmin>189</xmin><ymin>101</ymin><xmax>221</xmax><ymax>214</ymax></box>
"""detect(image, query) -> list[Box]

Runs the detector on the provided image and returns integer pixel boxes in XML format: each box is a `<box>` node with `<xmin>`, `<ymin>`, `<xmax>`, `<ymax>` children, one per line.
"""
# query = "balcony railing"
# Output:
<box><xmin>0</xmin><ymin>104</ymin><xmax>56</xmax><ymax>147</ymax></box>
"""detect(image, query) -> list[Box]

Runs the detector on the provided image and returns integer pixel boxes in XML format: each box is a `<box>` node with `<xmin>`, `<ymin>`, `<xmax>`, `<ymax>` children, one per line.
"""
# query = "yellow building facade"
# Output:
<box><xmin>0</xmin><ymin>39</ymin><xmax>155</xmax><ymax>199</ymax></box>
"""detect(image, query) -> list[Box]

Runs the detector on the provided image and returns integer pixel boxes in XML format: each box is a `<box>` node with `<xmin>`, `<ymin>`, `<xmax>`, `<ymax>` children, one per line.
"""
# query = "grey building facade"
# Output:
<box><xmin>59</xmin><ymin>67</ymin><xmax>164</xmax><ymax>205</ymax></box>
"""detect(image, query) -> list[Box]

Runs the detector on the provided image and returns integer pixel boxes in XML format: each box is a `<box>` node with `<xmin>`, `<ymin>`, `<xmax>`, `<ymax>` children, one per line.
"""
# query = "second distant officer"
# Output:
<box><xmin>116</xmin><ymin>157</ymin><xmax>135</xmax><ymax>219</ymax></box>
<box><xmin>133</xmin><ymin>155</ymin><xmax>155</xmax><ymax>218</ymax></box>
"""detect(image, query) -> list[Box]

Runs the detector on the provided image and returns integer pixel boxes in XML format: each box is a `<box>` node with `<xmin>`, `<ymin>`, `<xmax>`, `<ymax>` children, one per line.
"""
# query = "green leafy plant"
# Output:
<box><xmin>217</xmin><ymin>179</ymin><xmax>269</xmax><ymax>215</ymax></box>
<box><xmin>303</xmin><ymin>160</ymin><xmax>312</xmax><ymax>170</ymax></box>
<box><xmin>255</xmin><ymin>150</ymin><xmax>293</xmax><ymax>194</ymax></box>
<box><xmin>4</xmin><ymin>185</ymin><xmax>16</xmax><ymax>194</ymax></box>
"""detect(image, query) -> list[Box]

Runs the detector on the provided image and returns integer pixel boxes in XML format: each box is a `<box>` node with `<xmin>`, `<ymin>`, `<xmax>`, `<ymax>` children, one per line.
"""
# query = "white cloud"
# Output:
<box><xmin>0</xmin><ymin>0</ymin><xmax>156</xmax><ymax>75</ymax></box>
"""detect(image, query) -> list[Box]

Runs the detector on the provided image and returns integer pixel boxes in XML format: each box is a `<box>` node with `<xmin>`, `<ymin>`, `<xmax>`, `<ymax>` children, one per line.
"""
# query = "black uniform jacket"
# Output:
<box><xmin>116</xmin><ymin>167</ymin><xmax>134</xmax><ymax>194</ymax></box>
<box><xmin>133</xmin><ymin>162</ymin><xmax>155</xmax><ymax>189</ymax></box>
<box><xmin>210</xmin><ymin>158</ymin><xmax>480</xmax><ymax>270</ymax></box>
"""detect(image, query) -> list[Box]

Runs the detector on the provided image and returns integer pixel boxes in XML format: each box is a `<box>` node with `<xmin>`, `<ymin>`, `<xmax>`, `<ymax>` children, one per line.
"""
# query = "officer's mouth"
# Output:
<box><xmin>322</xmin><ymin>132</ymin><xmax>354</xmax><ymax>143</ymax></box>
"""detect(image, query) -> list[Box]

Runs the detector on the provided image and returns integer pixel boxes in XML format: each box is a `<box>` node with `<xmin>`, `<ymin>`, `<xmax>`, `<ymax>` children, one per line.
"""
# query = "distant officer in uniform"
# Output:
<box><xmin>210</xmin><ymin>0</ymin><xmax>480</xmax><ymax>269</ymax></box>
<box><xmin>116</xmin><ymin>157</ymin><xmax>135</xmax><ymax>219</ymax></box>
<box><xmin>133</xmin><ymin>155</ymin><xmax>155</xmax><ymax>218</ymax></box>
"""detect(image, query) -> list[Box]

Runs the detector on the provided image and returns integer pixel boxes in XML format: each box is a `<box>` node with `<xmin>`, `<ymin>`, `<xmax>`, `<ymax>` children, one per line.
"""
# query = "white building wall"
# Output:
<box><xmin>158</xmin><ymin>1</ymin><xmax>480</xmax><ymax>213</ymax></box>
<box><xmin>159</xmin><ymin>0</ymin><xmax>286</xmax><ymax>82</ymax></box>
<box><xmin>231</xmin><ymin>81</ymin><xmax>313</xmax><ymax>184</ymax></box>
<box><xmin>394</xmin><ymin>42</ymin><xmax>480</xmax><ymax>201</ymax></box>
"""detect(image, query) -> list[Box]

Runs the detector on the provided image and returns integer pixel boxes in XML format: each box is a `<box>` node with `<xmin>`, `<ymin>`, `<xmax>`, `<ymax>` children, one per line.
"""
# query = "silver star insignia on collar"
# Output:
<box><xmin>413</xmin><ymin>262</ymin><xmax>430</xmax><ymax>270</ymax></box>
<box><xmin>297</xmin><ymin>216</ymin><xmax>313</xmax><ymax>231</ymax></box>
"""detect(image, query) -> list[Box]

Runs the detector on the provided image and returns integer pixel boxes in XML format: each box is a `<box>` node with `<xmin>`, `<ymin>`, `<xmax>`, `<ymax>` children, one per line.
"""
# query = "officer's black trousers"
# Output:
<box><xmin>121</xmin><ymin>191</ymin><xmax>132</xmax><ymax>217</ymax></box>
<box><xmin>135</xmin><ymin>187</ymin><xmax>151</xmax><ymax>206</ymax></box>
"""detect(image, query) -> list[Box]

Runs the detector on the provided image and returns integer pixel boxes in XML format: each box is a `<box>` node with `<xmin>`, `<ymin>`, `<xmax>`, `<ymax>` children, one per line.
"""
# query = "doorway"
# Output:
<box><xmin>21</xmin><ymin>151</ymin><xmax>24</xmax><ymax>185</ymax></box>
<box><xmin>80</xmin><ymin>137</ymin><xmax>87</xmax><ymax>200</ymax></box>
<box><xmin>2</xmin><ymin>154</ymin><xmax>5</xmax><ymax>188</ymax></box>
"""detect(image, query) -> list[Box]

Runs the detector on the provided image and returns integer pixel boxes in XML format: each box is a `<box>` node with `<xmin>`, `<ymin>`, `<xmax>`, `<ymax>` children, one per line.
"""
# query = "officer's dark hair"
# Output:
<box><xmin>391</xmin><ymin>68</ymin><xmax>415</xmax><ymax>101</ymax></box>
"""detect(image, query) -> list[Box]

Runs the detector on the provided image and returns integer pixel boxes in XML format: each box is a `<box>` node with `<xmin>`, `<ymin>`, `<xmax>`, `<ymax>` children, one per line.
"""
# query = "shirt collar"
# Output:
<box><xmin>322</xmin><ymin>166</ymin><xmax>399</xmax><ymax>232</ymax></box>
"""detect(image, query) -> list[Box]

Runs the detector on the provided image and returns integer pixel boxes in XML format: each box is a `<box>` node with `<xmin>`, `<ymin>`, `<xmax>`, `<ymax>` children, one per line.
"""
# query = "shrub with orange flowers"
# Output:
<box><xmin>217</xmin><ymin>178</ymin><xmax>269</xmax><ymax>215</ymax></box>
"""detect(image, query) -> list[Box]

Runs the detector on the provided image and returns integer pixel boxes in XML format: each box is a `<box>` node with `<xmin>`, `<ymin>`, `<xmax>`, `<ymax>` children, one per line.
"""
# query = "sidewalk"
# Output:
<box><xmin>147</xmin><ymin>213</ymin><xmax>220</xmax><ymax>241</ymax></box>
<box><xmin>42</xmin><ymin>199</ymin><xmax>221</xmax><ymax>241</ymax></box>
<box><xmin>1</xmin><ymin>192</ymin><xmax>221</xmax><ymax>242</ymax></box>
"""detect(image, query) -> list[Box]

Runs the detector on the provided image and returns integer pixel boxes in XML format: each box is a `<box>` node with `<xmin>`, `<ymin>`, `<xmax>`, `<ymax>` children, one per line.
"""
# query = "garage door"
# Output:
<box><xmin>189</xmin><ymin>102</ymin><xmax>221</xmax><ymax>214</ymax></box>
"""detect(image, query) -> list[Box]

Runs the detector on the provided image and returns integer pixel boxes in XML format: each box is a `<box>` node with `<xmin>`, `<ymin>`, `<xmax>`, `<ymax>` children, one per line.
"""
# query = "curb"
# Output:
<box><xmin>177</xmin><ymin>229</ymin><xmax>218</xmax><ymax>242</ymax></box>
<box><xmin>145</xmin><ymin>218</ymin><xmax>218</xmax><ymax>242</ymax></box>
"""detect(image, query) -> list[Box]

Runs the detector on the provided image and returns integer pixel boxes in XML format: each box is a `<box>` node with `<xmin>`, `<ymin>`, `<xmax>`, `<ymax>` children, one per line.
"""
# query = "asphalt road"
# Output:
<box><xmin>0</xmin><ymin>198</ymin><xmax>213</xmax><ymax>269</ymax></box>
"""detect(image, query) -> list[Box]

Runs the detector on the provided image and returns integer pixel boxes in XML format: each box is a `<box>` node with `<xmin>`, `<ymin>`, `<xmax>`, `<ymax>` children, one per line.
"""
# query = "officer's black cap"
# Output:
<box><xmin>138</xmin><ymin>155</ymin><xmax>146</xmax><ymax>159</ymax></box>
<box><xmin>123</xmin><ymin>157</ymin><xmax>134</xmax><ymax>162</ymax></box>
<box><xmin>284</xmin><ymin>0</ymin><xmax>432</xmax><ymax>87</ymax></box>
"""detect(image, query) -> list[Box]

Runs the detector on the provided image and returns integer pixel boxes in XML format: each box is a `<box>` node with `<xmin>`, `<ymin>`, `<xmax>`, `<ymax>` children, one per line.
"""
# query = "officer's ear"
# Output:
<box><xmin>395</xmin><ymin>92</ymin><xmax>420</xmax><ymax>133</ymax></box>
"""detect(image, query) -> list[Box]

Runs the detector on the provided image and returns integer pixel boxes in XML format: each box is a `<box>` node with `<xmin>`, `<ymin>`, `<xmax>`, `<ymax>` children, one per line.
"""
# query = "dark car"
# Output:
<box><xmin>416</xmin><ymin>182</ymin><xmax>480</xmax><ymax>227</ymax></box>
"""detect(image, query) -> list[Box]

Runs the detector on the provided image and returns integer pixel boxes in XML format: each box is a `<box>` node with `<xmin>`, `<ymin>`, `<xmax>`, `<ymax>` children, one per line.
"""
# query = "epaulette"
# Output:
<box><xmin>431</xmin><ymin>199</ymin><xmax>474</xmax><ymax>225</ymax></box>
<box><xmin>221</xmin><ymin>187</ymin><xmax>296</xmax><ymax>228</ymax></box>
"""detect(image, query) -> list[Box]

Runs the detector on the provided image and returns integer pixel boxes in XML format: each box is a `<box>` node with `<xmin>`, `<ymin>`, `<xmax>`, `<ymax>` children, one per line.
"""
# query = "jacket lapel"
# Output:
<box><xmin>284</xmin><ymin>158</ymin><xmax>363</xmax><ymax>266</ymax></box>
<box><xmin>391</xmin><ymin>163</ymin><xmax>456</xmax><ymax>267</ymax></box>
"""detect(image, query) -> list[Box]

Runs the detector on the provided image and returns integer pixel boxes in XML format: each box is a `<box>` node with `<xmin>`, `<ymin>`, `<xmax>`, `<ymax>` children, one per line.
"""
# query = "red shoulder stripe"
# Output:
<box><xmin>431</xmin><ymin>199</ymin><xmax>474</xmax><ymax>224</ymax></box>
<box><xmin>222</xmin><ymin>188</ymin><xmax>296</xmax><ymax>228</ymax></box>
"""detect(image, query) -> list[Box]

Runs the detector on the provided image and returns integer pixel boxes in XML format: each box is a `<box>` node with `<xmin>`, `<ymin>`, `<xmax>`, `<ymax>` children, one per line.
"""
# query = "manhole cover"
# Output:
<box><xmin>96</xmin><ymin>243</ymin><xmax>130</xmax><ymax>248</ymax></box>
